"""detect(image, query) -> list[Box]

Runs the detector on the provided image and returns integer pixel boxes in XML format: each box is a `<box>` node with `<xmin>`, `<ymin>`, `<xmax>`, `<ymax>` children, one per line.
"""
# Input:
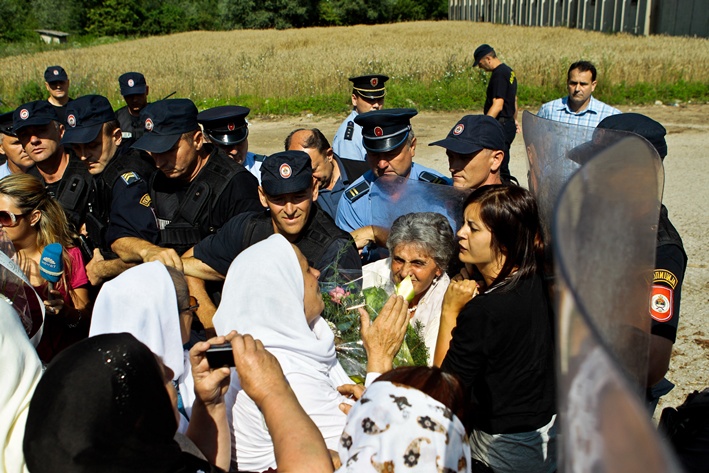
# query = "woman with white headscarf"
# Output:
<box><xmin>0</xmin><ymin>297</ymin><xmax>43</xmax><ymax>473</ymax></box>
<box><xmin>90</xmin><ymin>261</ymin><xmax>197</xmax><ymax>433</ymax></box>
<box><xmin>214</xmin><ymin>234</ymin><xmax>409</xmax><ymax>471</ymax></box>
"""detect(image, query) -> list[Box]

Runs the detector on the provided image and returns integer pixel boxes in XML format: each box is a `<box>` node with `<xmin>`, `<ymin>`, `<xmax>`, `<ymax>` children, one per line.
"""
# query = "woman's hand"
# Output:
<box><xmin>230</xmin><ymin>332</ymin><xmax>288</xmax><ymax>407</ymax></box>
<box><xmin>189</xmin><ymin>333</ymin><xmax>233</xmax><ymax>408</ymax></box>
<box><xmin>43</xmin><ymin>289</ymin><xmax>64</xmax><ymax>315</ymax></box>
<box><xmin>360</xmin><ymin>294</ymin><xmax>409</xmax><ymax>374</ymax></box>
<box><xmin>337</xmin><ymin>384</ymin><xmax>365</xmax><ymax>415</ymax></box>
<box><xmin>441</xmin><ymin>279</ymin><xmax>479</xmax><ymax>317</ymax></box>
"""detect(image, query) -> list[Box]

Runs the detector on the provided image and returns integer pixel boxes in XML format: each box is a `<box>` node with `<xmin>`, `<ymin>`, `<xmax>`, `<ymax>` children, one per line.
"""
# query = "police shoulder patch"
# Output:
<box><xmin>344</xmin><ymin>121</ymin><xmax>355</xmax><ymax>141</ymax></box>
<box><xmin>419</xmin><ymin>171</ymin><xmax>447</xmax><ymax>185</ymax></box>
<box><xmin>650</xmin><ymin>284</ymin><xmax>673</xmax><ymax>322</ymax></box>
<box><xmin>139</xmin><ymin>193</ymin><xmax>152</xmax><ymax>207</ymax></box>
<box><xmin>345</xmin><ymin>180</ymin><xmax>370</xmax><ymax>203</ymax></box>
<box><xmin>121</xmin><ymin>172</ymin><xmax>142</xmax><ymax>186</ymax></box>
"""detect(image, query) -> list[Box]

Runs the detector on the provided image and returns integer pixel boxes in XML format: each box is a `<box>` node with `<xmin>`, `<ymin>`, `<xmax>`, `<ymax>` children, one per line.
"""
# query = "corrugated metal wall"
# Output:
<box><xmin>449</xmin><ymin>0</ymin><xmax>708</xmax><ymax>37</ymax></box>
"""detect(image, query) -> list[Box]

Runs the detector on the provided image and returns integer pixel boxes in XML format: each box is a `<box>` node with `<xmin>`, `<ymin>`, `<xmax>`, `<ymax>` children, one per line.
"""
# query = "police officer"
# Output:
<box><xmin>13</xmin><ymin>100</ymin><xmax>91</xmax><ymax>233</ymax></box>
<box><xmin>596</xmin><ymin>113</ymin><xmax>687</xmax><ymax>413</ymax></box>
<box><xmin>44</xmin><ymin>65</ymin><xmax>72</xmax><ymax>124</ymax></box>
<box><xmin>473</xmin><ymin>44</ymin><xmax>518</xmax><ymax>181</ymax></box>
<box><xmin>335</xmin><ymin>108</ymin><xmax>451</xmax><ymax>234</ymax></box>
<box><xmin>110</xmin><ymin>98</ymin><xmax>262</xmax><ymax>267</ymax></box>
<box><xmin>183</xmin><ymin>150</ymin><xmax>361</xmax><ymax>282</ymax></box>
<box><xmin>61</xmin><ymin>94</ymin><xmax>157</xmax><ymax>285</ymax></box>
<box><xmin>285</xmin><ymin>127</ymin><xmax>368</xmax><ymax>220</ymax></box>
<box><xmin>197</xmin><ymin>105</ymin><xmax>265</xmax><ymax>182</ymax></box>
<box><xmin>332</xmin><ymin>74</ymin><xmax>388</xmax><ymax>161</ymax></box>
<box><xmin>429</xmin><ymin>115</ymin><xmax>509</xmax><ymax>190</ymax></box>
<box><xmin>115</xmin><ymin>72</ymin><xmax>150</xmax><ymax>147</ymax></box>
<box><xmin>0</xmin><ymin>112</ymin><xmax>34</xmax><ymax>178</ymax></box>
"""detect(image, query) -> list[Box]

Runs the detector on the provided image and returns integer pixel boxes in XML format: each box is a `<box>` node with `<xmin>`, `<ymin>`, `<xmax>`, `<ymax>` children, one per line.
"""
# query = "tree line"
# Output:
<box><xmin>1</xmin><ymin>0</ymin><xmax>448</xmax><ymax>42</ymax></box>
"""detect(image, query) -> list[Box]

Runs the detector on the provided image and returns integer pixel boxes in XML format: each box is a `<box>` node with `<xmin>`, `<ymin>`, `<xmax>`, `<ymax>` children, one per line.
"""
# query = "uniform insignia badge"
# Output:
<box><xmin>344</xmin><ymin>121</ymin><xmax>354</xmax><ymax>141</ymax></box>
<box><xmin>370</xmin><ymin>77</ymin><xmax>378</xmax><ymax>87</ymax></box>
<box><xmin>53</xmin><ymin>70</ymin><xmax>59</xmax><ymax>76</ymax></box>
<box><xmin>419</xmin><ymin>171</ymin><xmax>447</xmax><ymax>185</ymax></box>
<box><xmin>279</xmin><ymin>163</ymin><xmax>292</xmax><ymax>179</ymax></box>
<box><xmin>67</xmin><ymin>114</ymin><xmax>76</xmax><ymax>127</ymax></box>
<box><xmin>650</xmin><ymin>285</ymin><xmax>673</xmax><ymax>322</ymax></box>
<box><xmin>145</xmin><ymin>118</ymin><xmax>154</xmax><ymax>131</ymax></box>
<box><xmin>228</xmin><ymin>123</ymin><xmax>235</xmax><ymax>131</ymax></box>
<box><xmin>374</xmin><ymin>126</ymin><xmax>384</xmax><ymax>137</ymax></box>
<box><xmin>128</xmin><ymin>79</ymin><xmax>135</xmax><ymax>87</ymax></box>
<box><xmin>653</xmin><ymin>269</ymin><xmax>678</xmax><ymax>289</ymax></box>
<box><xmin>345</xmin><ymin>180</ymin><xmax>370</xmax><ymax>203</ymax></box>
<box><xmin>139</xmin><ymin>193</ymin><xmax>152</xmax><ymax>207</ymax></box>
<box><xmin>120</xmin><ymin>172</ymin><xmax>141</xmax><ymax>186</ymax></box>
<box><xmin>122</xmin><ymin>132</ymin><xmax>133</xmax><ymax>139</ymax></box>
<box><xmin>453</xmin><ymin>124</ymin><xmax>464</xmax><ymax>135</ymax></box>
<box><xmin>19</xmin><ymin>109</ymin><xmax>29</xmax><ymax>120</ymax></box>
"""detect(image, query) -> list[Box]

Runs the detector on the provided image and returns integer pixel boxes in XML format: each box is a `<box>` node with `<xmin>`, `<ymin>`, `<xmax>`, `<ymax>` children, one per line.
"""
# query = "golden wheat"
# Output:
<box><xmin>1</xmin><ymin>21</ymin><xmax>707</xmax><ymax>108</ymax></box>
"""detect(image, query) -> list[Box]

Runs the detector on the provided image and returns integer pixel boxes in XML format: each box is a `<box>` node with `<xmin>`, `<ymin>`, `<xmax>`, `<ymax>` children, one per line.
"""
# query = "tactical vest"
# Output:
<box><xmin>151</xmin><ymin>150</ymin><xmax>245</xmax><ymax>255</ymax></box>
<box><xmin>84</xmin><ymin>149</ymin><xmax>155</xmax><ymax>255</ymax></box>
<box><xmin>242</xmin><ymin>207</ymin><xmax>353</xmax><ymax>268</ymax></box>
<box><xmin>657</xmin><ymin>205</ymin><xmax>687</xmax><ymax>267</ymax></box>
<box><xmin>52</xmin><ymin>155</ymin><xmax>92</xmax><ymax>232</ymax></box>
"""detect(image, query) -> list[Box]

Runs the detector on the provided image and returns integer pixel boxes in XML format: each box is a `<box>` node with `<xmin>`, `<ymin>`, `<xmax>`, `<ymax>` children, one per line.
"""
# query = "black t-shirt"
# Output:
<box><xmin>48</xmin><ymin>98</ymin><xmax>72</xmax><ymax>125</ymax></box>
<box><xmin>484</xmin><ymin>63</ymin><xmax>517</xmax><ymax>119</ymax></box>
<box><xmin>441</xmin><ymin>273</ymin><xmax>556</xmax><ymax>435</ymax></box>
<box><xmin>194</xmin><ymin>206</ymin><xmax>361</xmax><ymax>278</ymax></box>
<box><xmin>650</xmin><ymin>243</ymin><xmax>685</xmax><ymax>343</ymax></box>
<box><xmin>115</xmin><ymin>106</ymin><xmax>145</xmax><ymax>147</ymax></box>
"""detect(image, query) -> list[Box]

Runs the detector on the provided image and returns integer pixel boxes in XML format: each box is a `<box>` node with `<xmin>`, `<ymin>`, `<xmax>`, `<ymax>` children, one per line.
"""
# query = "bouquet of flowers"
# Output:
<box><xmin>320</xmin><ymin>267</ymin><xmax>429</xmax><ymax>383</ymax></box>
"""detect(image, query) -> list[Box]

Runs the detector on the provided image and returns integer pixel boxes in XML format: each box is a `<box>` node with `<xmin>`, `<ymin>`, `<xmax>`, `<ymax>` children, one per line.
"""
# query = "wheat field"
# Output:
<box><xmin>1</xmin><ymin>21</ymin><xmax>707</xmax><ymax>110</ymax></box>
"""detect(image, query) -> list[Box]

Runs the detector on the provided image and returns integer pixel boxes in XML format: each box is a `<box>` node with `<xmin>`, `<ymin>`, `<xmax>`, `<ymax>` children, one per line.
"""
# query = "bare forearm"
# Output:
<box><xmin>185</xmin><ymin>400</ymin><xmax>231</xmax><ymax>470</ymax></box>
<box><xmin>433</xmin><ymin>308</ymin><xmax>458</xmax><ymax>367</ymax></box>
<box><xmin>183</xmin><ymin>256</ymin><xmax>225</xmax><ymax>281</ymax></box>
<box><xmin>92</xmin><ymin>258</ymin><xmax>135</xmax><ymax>281</ymax></box>
<box><xmin>111</xmin><ymin>237</ymin><xmax>157</xmax><ymax>263</ymax></box>
<box><xmin>186</xmin><ymin>274</ymin><xmax>217</xmax><ymax>333</ymax></box>
<box><xmin>259</xmin><ymin>387</ymin><xmax>333</xmax><ymax>473</ymax></box>
<box><xmin>486</xmin><ymin>98</ymin><xmax>504</xmax><ymax>118</ymax></box>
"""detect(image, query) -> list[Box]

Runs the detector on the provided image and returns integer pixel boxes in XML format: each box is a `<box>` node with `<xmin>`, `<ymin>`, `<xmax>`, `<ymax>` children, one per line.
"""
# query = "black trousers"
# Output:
<box><xmin>499</xmin><ymin>118</ymin><xmax>516</xmax><ymax>181</ymax></box>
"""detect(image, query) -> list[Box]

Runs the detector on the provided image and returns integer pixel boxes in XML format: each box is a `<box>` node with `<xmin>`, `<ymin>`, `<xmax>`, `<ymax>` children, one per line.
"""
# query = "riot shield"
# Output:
<box><xmin>369</xmin><ymin>175</ymin><xmax>470</xmax><ymax>232</ymax></box>
<box><xmin>554</xmin><ymin>135</ymin><xmax>679</xmax><ymax>472</ymax></box>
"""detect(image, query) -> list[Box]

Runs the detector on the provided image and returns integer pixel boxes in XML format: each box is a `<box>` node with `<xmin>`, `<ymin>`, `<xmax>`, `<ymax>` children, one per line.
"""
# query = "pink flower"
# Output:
<box><xmin>329</xmin><ymin>286</ymin><xmax>350</xmax><ymax>304</ymax></box>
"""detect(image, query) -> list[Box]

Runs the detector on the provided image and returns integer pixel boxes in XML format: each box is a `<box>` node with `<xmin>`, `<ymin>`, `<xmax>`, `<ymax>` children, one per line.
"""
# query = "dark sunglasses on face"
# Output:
<box><xmin>0</xmin><ymin>210</ymin><xmax>28</xmax><ymax>227</ymax></box>
<box><xmin>180</xmin><ymin>296</ymin><xmax>200</xmax><ymax>314</ymax></box>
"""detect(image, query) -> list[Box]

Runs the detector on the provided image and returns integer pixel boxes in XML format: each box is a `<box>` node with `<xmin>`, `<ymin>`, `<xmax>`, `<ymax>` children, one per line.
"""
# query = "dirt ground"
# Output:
<box><xmin>248</xmin><ymin>103</ymin><xmax>709</xmax><ymax>415</ymax></box>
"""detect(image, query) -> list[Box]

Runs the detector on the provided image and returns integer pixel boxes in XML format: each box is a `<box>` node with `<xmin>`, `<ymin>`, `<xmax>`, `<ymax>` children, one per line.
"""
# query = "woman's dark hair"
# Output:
<box><xmin>376</xmin><ymin>366</ymin><xmax>467</xmax><ymax>423</ymax></box>
<box><xmin>462</xmin><ymin>184</ymin><xmax>545</xmax><ymax>289</ymax></box>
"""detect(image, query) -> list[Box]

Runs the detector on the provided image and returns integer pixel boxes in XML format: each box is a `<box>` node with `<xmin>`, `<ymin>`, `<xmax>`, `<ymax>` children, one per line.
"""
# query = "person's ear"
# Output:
<box><xmin>113</xmin><ymin>127</ymin><xmax>123</xmax><ymax>147</ymax></box>
<box><xmin>311</xmin><ymin>178</ymin><xmax>319</xmax><ymax>202</ymax></box>
<box><xmin>258</xmin><ymin>186</ymin><xmax>269</xmax><ymax>208</ymax></box>
<box><xmin>489</xmin><ymin>150</ymin><xmax>504</xmax><ymax>172</ymax></box>
<box><xmin>193</xmin><ymin>130</ymin><xmax>204</xmax><ymax>151</ymax></box>
<box><xmin>29</xmin><ymin>209</ymin><xmax>41</xmax><ymax>227</ymax></box>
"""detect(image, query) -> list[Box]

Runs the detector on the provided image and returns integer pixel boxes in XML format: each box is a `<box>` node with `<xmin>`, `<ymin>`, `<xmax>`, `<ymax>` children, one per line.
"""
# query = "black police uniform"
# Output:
<box><xmin>193</xmin><ymin>205</ymin><xmax>361</xmax><ymax>281</ymax></box>
<box><xmin>483</xmin><ymin>62</ymin><xmax>517</xmax><ymax>179</ymax></box>
<box><xmin>115</xmin><ymin>107</ymin><xmax>145</xmax><ymax>147</ymax></box>
<box><xmin>149</xmin><ymin>146</ymin><xmax>262</xmax><ymax>255</ymax></box>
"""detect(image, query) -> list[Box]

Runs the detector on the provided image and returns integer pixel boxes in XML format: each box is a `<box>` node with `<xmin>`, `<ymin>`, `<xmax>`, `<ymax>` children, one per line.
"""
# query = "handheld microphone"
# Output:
<box><xmin>39</xmin><ymin>243</ymin><xmax>64</xmax><ymax>300</ymax></box>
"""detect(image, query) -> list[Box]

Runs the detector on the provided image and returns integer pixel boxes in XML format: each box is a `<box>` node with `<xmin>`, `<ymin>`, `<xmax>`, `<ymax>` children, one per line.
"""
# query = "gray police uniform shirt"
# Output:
<box><xmin>244</xmin><ymin>151</ymin><xmax>264</xmax><ymax>183</ymax></box>
<box><xmin>332</xmin><ymin>109</ymin><xmax>366</xmax><ymax>161</ymax></box>
<box><xmin>335</xmin><ymin>162</ymin><xmax>452</xmax><ymax>232</ymax></box>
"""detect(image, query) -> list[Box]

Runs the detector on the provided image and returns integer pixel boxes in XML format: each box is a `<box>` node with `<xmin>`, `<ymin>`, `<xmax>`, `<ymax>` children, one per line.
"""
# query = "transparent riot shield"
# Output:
<box><xmin>369</xmin><ymin>175</ymin><xmax>470</xmax><ymax>232</ymax></box>
<box><xmin>554</xmin><ymin>134</ymin><xmax>680</xmax><ymax>472</ymax></box>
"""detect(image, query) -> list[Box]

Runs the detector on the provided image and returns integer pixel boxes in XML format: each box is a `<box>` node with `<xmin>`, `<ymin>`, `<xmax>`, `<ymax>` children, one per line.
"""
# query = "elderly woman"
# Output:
<box><xmin>213</xmin><ymin>234</ymin><xmax>408</xmax><ymax>471</ymax></box>
<box><xmin>363</xmin><ymin>212</ymin><xmax>456</xmax><ymax>365</ymax></box>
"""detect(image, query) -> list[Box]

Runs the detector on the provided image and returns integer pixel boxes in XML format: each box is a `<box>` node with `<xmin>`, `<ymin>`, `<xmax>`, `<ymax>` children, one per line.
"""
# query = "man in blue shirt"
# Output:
<box><xmin>332</xmin><ymin>74</ymin><xmax>388</xmax><ymax>161</ymax></box>
<box><xmin>537</xmin><ymin>61</ymin><xmax>620</xmax><ymax>128</ymax></box>
<box><xmin>336</xmin><ymin>109</ymin><xmax>451</xmax><ymax>236</ymax></box>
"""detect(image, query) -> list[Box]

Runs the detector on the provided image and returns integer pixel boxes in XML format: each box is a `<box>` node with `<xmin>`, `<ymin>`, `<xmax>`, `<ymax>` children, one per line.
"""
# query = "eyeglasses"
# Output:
<box><xmin>179</xmin><ymin>296</ymin><xmax>199</xmax><ymax>315</ymax></box>
<box><xmin>0</xmin><ymin>210</ymin><xmax>28</xmax><ymax>227</ymax></box>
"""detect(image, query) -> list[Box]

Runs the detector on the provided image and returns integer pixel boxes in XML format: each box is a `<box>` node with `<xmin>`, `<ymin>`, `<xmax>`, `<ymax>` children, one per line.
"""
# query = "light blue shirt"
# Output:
<box><xmin>335</xmin><ymin>162</ymin><xmax>452</xmax><ymax>232</ymax></box>
<box><xmin>0</xmin><ymin>162</ymin><xmax>11</xmax><ymax>180</ymax></box>
<box><xmin>332</xmin><ymin>109</ymin><xmax>366</xmax><ymax>161</ymax></box>
<box><xmin>537</xmin><ymin>96</ymin><xmax>621</xmax><ymax>128</ymax></box>
<box><xmin>244</xmin><ymin>151</ymin><xmax>264</xmax><ymax>183</ymax></box>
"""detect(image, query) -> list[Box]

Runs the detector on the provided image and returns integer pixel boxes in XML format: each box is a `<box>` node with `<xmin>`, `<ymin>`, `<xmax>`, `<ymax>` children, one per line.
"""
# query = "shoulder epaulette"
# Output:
<box><xmin>419</xmin><ymin>171</ymin><xmax>447</xmax><ymax>185</ymax></box>
<box><xmin>120</xmin><ymin>172</ymin><xmax>142</xmax><ymax>186</ymax></box>
<box><xmin>345</xmin><ymin>180</ymin><xmax>369</xmax><ymax>203</ymax></box>
<box><xmin>344</xmin><ymin>121</ymin><xmax>355</xmax><ymax>141</ymax></box>
<box><xmin>253</xmin><ymin>153</ymin><xmax>266</xmax><ymax>163</ymax></box>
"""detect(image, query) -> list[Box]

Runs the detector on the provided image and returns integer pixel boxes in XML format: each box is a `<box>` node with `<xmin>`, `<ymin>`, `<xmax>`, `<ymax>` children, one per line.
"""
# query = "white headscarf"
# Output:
<box><xmin>337</xmin><ymin>381</ymin><xmax>472</xmax><ymax>473</ymax></box>
<box><xmin>0</xmin><ymin>298</ymin><xmax>43</xmax><ymax>473</ymax></box>
<box><xmin>89</xmin><ymin>261</ymin><xmax>193</xmax><ymax>431</ymax></box>
<box><xmin>214</xmin><ymin>234</ymin><xmax>349</xmax><ymax>471</ymax></box>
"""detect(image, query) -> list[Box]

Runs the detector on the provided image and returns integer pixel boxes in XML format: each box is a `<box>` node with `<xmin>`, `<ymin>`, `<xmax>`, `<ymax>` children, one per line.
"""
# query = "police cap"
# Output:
<box><xmin>119</xmin><ymin>72</ymin><xmax>147</xmax><ymax>96</ymax></box>
<box><xmin>62</xmin><ymin>95</ymin><xmax>117</xmax><ymax>145</ymax></box>
<box><xmin>0</xmin><ymin>112</ymin><xmax>16</xmax><ymax>137</ymax></box>
<box><xmin>355</xmin><ymin>108</ymin><xmax>417</xmax><ymax>153</ymax></box>
<box><xmin>473</xmin><ymin>44</ymin><xmax>495</xmax><ymax>67</ymax></box>
<box><xmin>44</xmin><ymin>65</ymin><xmax>68</xmax><ymax>83</ymax></box>
<box><xmin>349</xmin><ymin>75</ymin><xmax>389</xmax><ymax>99</ymax></box>
<box><xmin>598</xmin><ymin>113</ymin><xmax>667</xmax><ymax>159</ymax></box>
<box><xmin>12</xmin><ymin>101</ymin><xmax>60</xmax><ymax>134</ymax></box>
<box><xmin>260</xmin><ymin>150</ymin><xmax>313</xmax><ymax>197</ymax></box>
<box><xmin>429</xmin><ymin>115</ymin><xmax>506</xmax><ymax>155</ymax></box>
<box><xmin>197</xmin><ymin>106</ymin><xmax>250</xmax><ymax>147</ymax></box>
<box><xmin>132</xmin><ymin>99</ymin><xmax>199</xmax><ymax>154</ymax></box>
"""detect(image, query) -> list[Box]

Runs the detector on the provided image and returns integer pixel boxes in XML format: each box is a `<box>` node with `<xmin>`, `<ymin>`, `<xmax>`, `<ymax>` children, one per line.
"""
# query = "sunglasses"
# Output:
<box><xmin>179</xmin><ymin>296</ymin><xmax>200</xmax><ymax>314</ymax></box>
<box><xmin>0</xmin><ymin>210</ymin><xmax>28</xmax><ymax>227</ymax></box>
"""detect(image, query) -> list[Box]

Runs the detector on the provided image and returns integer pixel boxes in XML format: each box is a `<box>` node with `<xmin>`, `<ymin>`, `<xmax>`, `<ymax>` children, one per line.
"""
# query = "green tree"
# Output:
<box><xmin>85</xmin><ymin>0</ymin><xmax>143</xmax><ymax>37</ymax></box>
<box><xmin>0</xmin><ymin>0</ymin><xmax>36</xmax><ymax>42</ymax></box>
